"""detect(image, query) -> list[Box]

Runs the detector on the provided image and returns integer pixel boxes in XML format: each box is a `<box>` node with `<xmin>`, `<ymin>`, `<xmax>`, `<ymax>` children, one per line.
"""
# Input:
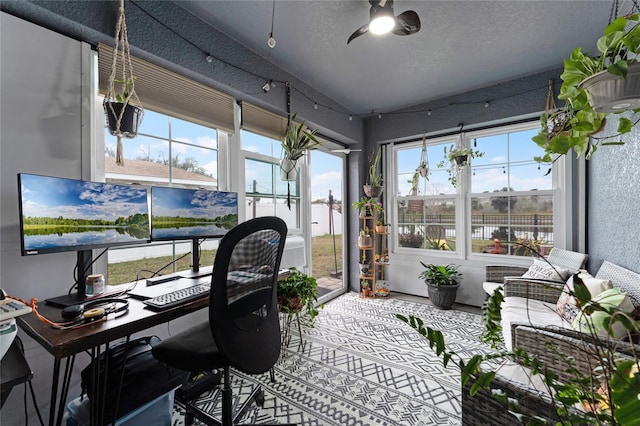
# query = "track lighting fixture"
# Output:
<box><xmin>205</xmin><ymin>54</ymin><xmax>213</xmax><ymax>63</ymax></box>
<box><xmin>378</xmin><ymin>113</ymin><xmax>382</xmax><ymax>119</ymax></box>
<box><xmin>267</xmin><ymin>34</ymin><xmax>276</xmax><ymax>48</ymax></box>
<box><xmin>427</xmin><ymin>110</ymin><xmax>432</xmax><ymax>116</ymax></box>
<box><xmin>314</xmin><ymin>103</ymin><xmax>318</xmax><ymax>110</ymax></box>
<box><xmin>349</xmin><ymin>115</ymin><xmax>353</xmax><ymax>121</ymax></box>
<box><xmin>484</xmin><ymin>101</ymin><xmax>489</xmax><ymax>108</ymax></box>
<box><xmin>262</xmin><ymin>81</ymin><xmax>271</xmax><ymax>92</ymax></box>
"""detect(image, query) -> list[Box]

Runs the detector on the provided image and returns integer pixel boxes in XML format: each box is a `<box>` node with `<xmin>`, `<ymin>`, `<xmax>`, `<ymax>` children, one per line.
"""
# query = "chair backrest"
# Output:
<box><xmin>209</xmin><ymin>216</ymin><xmax>287</xmax><ymax>374</ymax></box>
<box><xmin>546</xmin><ymin>248</ymin><xmax>588</xmax><ymax>275</ymax></box>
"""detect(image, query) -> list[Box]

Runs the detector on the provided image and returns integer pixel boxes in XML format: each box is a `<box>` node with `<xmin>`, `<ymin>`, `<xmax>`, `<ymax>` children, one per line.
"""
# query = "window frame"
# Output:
<box><xmin>390</xmin><ymin>120</ymin><xmax>565</xmax><ymax>264</ymax></box>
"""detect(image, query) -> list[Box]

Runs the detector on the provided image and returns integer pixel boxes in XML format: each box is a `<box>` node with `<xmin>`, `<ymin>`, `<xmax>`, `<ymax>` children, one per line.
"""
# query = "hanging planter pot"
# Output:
<box><xmin>280</xmin><ymin>157</ymin><xmax>298</xmax><ymax>181</ymax></box>
<box><xmin>454</xmin><ymin>155</ymin><xmax>468</xmax><ymax>166</ymax></box>
<box><xmin>579</xmin><ymin>62</ymin><xmax>640</xmax><ymax>113</ymax></box>
<box><xmin>358</xmin><ymin>234</ymin><xmax>372</xmax><ymax>248</ymax></box>
<box><xmin>104</xmin><ymin>101</ymin><xmax>144</xmax><ymax>138</ymax></box>
<box><xmin>363</xmin><ymin>184</ymin><xmax>383</xmax><ymax>198</ymax></box>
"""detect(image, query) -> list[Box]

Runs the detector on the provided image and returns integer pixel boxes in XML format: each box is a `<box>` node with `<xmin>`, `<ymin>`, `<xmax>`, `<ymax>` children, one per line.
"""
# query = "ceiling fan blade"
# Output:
<box><xmin>347</xmin><ymin>22</ymin><xmax>370</xmax><ymax>44</ymax></box>
<box><xmin>392</xmin><ymin>10</ymin><xmax>421</xmax><ymax>36</ymax></box>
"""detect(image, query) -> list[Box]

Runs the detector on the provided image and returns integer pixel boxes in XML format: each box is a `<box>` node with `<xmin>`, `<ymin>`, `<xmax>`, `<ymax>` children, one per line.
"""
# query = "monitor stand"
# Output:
<box><xmin>45</xmin><ymin>250</ymin><xmax>91</xmax><ymax>308</ymax></box>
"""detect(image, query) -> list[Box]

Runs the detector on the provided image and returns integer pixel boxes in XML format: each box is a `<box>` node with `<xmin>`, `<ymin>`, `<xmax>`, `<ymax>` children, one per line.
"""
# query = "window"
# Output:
<box><xmin>396</xmin><ymin>137</ymin><xmax>458</xmax><ymax>251</ymax></box>
<box><xmin>104</xmin><ymin>108</ymin><xmax>221</xmax><ymax>284</ymax></box>
<box><xmin>469</xmin><ymin>126</ymin><xmax>553</xmax><ymax>256</ymax></box>
<box><xmin>393</xmin><ymin>122</ymin><xmax>556</xmax><ymax>258</ymax></box>
<box><xmin>242</xmin><ymin>130</ymin><xmax>300</xmax><ymax>230</ymax></box>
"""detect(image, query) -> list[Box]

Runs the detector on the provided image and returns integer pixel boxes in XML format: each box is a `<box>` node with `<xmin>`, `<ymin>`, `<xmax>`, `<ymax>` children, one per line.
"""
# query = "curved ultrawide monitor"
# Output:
<box><xmin>18</xmin><ymin>173</ymin><xmax>150</xmax><ymax>255</ymax></box>
<box><xmin>150</xmin><ymin>186</ymin><xmax>239</xmax><ymax>241</ymax></box>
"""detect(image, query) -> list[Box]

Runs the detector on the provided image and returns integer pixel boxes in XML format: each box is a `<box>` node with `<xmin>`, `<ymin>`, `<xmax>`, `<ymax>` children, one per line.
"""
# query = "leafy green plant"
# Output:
<box><xmin>533</xmin><ymin>14</ymin><xmax>640</xmax><ymax>162</ymax></box>
<box><xmin>436</xmin><ymin>144</ymin><xmax>484</xmax><ymax>186</ymax></box>
<box><xmin>351</xmin><ymin>196</ymin><xmax>382</xmax><ymax>216</ymax></box>
<box><xmin>281</xmin><ymin>114</ymin><xmax>321</xmax><ymax>161</ymax></box>
<box><xmin>277</xmin><ymin>267</ymin><xmax>322</xmax><ymax>327</ymax></box>
<box><xmin>398</xmin><ymin>231</ymin><xmax>423</xmax><ymax>248</ymax></box>
<box><xmin>367</xmin><ymin>147</ymin><xmax>382</xmax><ymax>187</ymax></box>
<box><xmin>418</xmin><ymin>263</ymin><xmax>461</xmax><ymax>286</ymax></box>
<box><xmin>112</xmin><ymin>77</ymin><xmax>136</xmax><ymax>103</ymax></box>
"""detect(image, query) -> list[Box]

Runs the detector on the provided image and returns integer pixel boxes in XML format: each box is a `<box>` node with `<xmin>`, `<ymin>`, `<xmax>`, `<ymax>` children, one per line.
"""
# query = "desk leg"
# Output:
<box><xmin>58</xmin><ymin>356</ymin><xmax>75</xmax><ymax>426</ymax></box>
<box><xmin>49</xmin><ymin>358</ymin><xmax>60</xmax><ymax>426</ymax></box>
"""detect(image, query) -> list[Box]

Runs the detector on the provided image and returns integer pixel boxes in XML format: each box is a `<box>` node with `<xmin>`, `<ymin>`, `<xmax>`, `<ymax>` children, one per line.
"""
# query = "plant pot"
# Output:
<box><xmin>363</xmin><ymin>185</ymin><xmax>383</xmax><ymax>197</ymax></box>
<box><xmin>374</xmin><ymin>225</ymin><xmax>387</xmax><ymax>234</ymax></box>
<box><xmin>418</xmin><ymin>165</ymin><xmax>429</xmax><ymax>178</ymax></box>
<box><xmin>426</xmin><ymin>282</ymin><xmax>459</xmax><ymax>310</ymax></box>
<box><xmin>579</xmin><ymin>62</ymin><xmax>640</xmax><ymax>112</ymax></box>
<box><xmin>358</xmin><ymin>235</ymin><xmax>372</xmax><ymax>247</ymax></box>
<box><xmin>104</xmin><ymin>101</ymin><xmax>143</xmax><ymax>138</ymax></box>
<box><xmin>277</xmin><ymin>296</ymin><xmax>302</xmax><ymax>312</ymax></box>
<box><xmin>454</xmin><ymin>155</ymin><xmax>468</xmax><ymax>166</ymax></box>
<box><xmin>359</xmin><ymin>262</ymin><xmax>370</xmax><ymax>275</ymax></box>
<box><xmin>280</xmin><ymin>158</ymin><xmax>298</xmax><ymax>181</ymax></box>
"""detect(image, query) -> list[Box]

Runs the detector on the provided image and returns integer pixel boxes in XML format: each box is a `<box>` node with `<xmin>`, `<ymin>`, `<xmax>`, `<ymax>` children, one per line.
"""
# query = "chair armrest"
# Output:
<box><xmin>485</xmin><ymin>265</ymin><xmax>529</xmax><ymax>283</ymax></box>
<box><xmin>503</xmin><ymin>277</ymin><xmax>564</xmax><ymax>303</ymax></box>
<box><xmin>512</xmin><ymin>324</ymin><xmax>638</xmax><ymax>384</ymax></box>
<box><xmin>462</xmin><ymin>369</ymin><xmax>560</xmax><ymax>425</ymax></box>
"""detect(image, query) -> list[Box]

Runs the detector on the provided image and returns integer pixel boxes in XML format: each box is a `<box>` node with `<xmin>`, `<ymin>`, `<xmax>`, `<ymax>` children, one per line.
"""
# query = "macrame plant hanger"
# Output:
<box><xmin>284</xmin><ymin>82</ymin><xmax>293</xmax><ymax>210</ymax></box>
<box><xmin>104</xmin><ymin>0</ymin><xmax>143</xmax><ymax>166</ymax></box>
<box><xmin>418</xmin><ymin>134</ymin><xmax>429</xmax><ymax>178</ymax></box>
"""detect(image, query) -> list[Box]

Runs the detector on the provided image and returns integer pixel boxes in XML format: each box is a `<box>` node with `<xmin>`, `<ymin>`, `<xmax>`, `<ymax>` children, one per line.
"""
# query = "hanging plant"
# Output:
<box><xmin>417</xmin><ymin>134</ymin><xmax>429</xmax><ymax>179</ymax></box>
<box><xmin>436</xmin><ymin>139</ymin><xmax>484</xmax><ymax>187</ymax></box>
<box><xmin>533</xmin><ymin>11</ymin><xmax>640</xmax><ymax>162</ymax></box>
<box><xmin>103</xmin><ymin>0</ymin><xmax>144</xmax><ymax>166</ymax></box>
<box><xmin>363</xmin><ymin>147</ymin><xmax>383</xmax><ymax>197</ymax></box>
<box><xmin>280</xmin><ymin>110</ymin><xmax>320</xmax><ymax>208</ymax></box>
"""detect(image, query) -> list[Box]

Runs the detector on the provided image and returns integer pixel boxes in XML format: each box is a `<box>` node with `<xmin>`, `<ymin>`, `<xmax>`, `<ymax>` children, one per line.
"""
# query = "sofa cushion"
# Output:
<box><xmin>572</xmin><ymin>287</ymin><xmax>635</xmax><ymax>340</ymax></box>
<box><xmin>595</xmin><ymin>261</ymin><xmax>640</xmax><ymax>307</ymax></box>
<box><xmin>522</xmin><ymin>259</ymin><xmax>569</xmax><ymax>283</ymax></box>
<box><xmin>501</xmin><ymin>296</ymin><xmax>573</xmax><ymax>351</ymax></box>
<box><xmin>556</xmin><ymin>271</ymin><xmax>612</xmax><ymax>323</ymax></box>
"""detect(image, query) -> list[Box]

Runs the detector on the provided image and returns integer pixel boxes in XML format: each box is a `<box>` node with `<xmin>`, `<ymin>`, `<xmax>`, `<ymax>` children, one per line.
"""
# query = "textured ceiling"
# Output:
<box><xmin>176</xmin><ymin>0</ymin><xmax>615</xmax><ymax>115</ymax></box>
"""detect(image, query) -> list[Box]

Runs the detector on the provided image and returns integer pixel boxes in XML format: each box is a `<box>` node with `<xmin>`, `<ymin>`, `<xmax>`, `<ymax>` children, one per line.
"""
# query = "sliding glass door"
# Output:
<box><xmin>309</xmin><ymin>150</ymin><xmax>345</xmax><ymax>301</ymax></box>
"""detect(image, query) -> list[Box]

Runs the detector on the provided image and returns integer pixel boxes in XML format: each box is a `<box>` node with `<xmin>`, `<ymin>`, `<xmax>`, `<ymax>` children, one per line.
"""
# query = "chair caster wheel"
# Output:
<box><xmin>255</xmin><ymin>389</ymin><xmax>265</xmax><ymax>407</ymax></box>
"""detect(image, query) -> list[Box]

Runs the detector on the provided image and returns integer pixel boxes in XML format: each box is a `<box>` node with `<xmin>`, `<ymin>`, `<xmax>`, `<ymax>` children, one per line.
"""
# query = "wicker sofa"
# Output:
<box><xmin>462</xmin><ymin>259</ymin><xmax>640</xmax><ymax>425</ymax></box>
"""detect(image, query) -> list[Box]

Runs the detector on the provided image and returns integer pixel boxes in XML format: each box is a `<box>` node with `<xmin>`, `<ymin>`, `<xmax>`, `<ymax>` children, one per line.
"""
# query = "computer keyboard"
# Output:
<box><xmin>143</xmin><ymin>284</ymin><xmax>210</xmax><ymax>310</ymax></box>
<box><xmin>0</xmin><ymin>297</ymin><xmax>33</xmax><ymax>321</ymax></box>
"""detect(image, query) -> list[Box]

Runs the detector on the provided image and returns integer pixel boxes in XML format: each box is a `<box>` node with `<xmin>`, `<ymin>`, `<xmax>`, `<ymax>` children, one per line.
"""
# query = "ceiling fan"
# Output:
<box><xmin>347</xmin><ymin>0</ymin><xmax>421</xmax><ymax>45</ymax></box>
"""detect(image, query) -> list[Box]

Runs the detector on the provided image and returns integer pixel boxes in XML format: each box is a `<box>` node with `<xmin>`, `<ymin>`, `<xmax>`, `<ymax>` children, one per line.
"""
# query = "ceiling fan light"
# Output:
<box><xmin>370</xmin><ymin>15</ymin><xmax>394</xmax><ymax>35</ymax></box>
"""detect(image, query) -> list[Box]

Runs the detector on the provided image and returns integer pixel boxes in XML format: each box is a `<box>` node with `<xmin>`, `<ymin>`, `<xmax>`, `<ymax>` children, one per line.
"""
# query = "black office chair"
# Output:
<box><xmin>152</xmin><ymin>216</ymin><xmax>289</xmax><ymax>425</ymax></box>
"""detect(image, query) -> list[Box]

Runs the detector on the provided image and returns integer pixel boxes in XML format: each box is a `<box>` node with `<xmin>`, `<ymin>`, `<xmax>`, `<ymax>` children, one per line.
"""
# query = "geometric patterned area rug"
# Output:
<box><xmin>173</xmin><ymin>292</ymin><xmax>492</xmax><ymax>425</ymax></box>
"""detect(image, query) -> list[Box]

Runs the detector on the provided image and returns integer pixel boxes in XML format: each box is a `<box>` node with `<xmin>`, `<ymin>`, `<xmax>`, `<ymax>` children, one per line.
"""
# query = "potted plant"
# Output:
<box><xmin>374</xmin><ymin>213</ymin><xmax>389</xmax><ymax>234</ymax></box>
<box><xmin>352</xmin><ymin>196</ymin><xmax>382</xmax><ymax>217</ymax></box>
<box><xmin>358</xmin><ymin>227</ymin><xmax>372</xmax><ymax>247</ymax></box>
<box><xmin>104</xmin><ymin>76</ymin><xmax>144</xmax><ymax>138</ymax></box>
<box><xmin>436</xmin><ymin>145</ymin><xmax>484</xmax><ymax>186</ymax></box>
<box><xmin>359</xmin><ymin>254</ymin><xmax>370</xmax><ymax>275</ymax></box>
<box><xmin>363</xmin><ymin>147</ymin><xmax>383</xmax><ymax>197</ymax></box>
<box><xmin>398</xmin><ymin>230</ymin><xmax>423</xmax><ymax>248</ymax></box>
<box><xmin>277</xmin><ymin>267</ymin><xmax>321</xmax><ymax>327</ymax></box>
<box><xmin>418</xmin><ymin>262</ymin><xmax>461</xmax><ymax>309</ymax></box>
<box><xmin>280</xmin><ymin>114</ymin><xmax>320</xmax><ymax>181</ymax></box>
<box><xmin>360</xmin><ymin>279</ymin><xmax>373</xmax><ymax>297</ymax></box>
<box><xmin>533</xmin><ymin>13</ymin><xmax>640</xmax><ymax>162</ymax></box>
<box><xmin>102</xmin><ymin>0</ymin><xmax>144</xmax><ymax>167</ymax></box>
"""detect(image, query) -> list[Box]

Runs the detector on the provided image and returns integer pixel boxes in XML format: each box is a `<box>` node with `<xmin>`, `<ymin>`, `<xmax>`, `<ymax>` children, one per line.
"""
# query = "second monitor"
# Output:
<box><xmin>151</xmin><ymin>186</ymin><xmax>238</xmax><ymax>272</ymax></box>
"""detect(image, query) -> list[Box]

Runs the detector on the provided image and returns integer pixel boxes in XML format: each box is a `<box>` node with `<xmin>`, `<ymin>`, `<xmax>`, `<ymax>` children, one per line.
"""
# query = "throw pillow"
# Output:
<box><xmin>572</xmin><ymin>287</ymin><xmax>635</xmax><ymax>340</ymax></box>
<box><xmin>556</xmin><ymin>271</ymin><xmax>612</xmax><ymax>322</ymax></box>
<box><xmin>522</xmin><ymin>259</ymin><xmax>570</xmax><ymax>282</ymax></box>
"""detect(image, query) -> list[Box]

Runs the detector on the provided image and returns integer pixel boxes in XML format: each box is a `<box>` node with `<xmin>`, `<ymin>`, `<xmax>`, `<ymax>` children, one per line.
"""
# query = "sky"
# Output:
<box><xmin>151</xmin><ymin>187</ymin><xmax>238</xmax><ymax>219</ymax></box>
<box><xmin>20</xmin><ymin>174</ymin><xmax>148</xmax><ymax>221</ymax></box>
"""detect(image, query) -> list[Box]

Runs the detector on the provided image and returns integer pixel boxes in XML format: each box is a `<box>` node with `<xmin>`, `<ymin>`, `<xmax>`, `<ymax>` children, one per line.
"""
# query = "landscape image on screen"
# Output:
<box><xmin>151</xmin><ymin>187</ymin><xmax>239</xmax><ymax>240</ymax></box>
<box><xmin>19</xmin><ymin>174</ymin><xmax>150</xmax><ymax>254</ymax></box>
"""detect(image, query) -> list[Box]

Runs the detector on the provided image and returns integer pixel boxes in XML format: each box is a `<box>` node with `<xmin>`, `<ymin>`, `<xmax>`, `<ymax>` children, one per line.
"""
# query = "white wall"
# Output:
<box><xmin>0</xmin><ymin>14</ymin><xmax>206</xmax><ymax>425</ymax></box>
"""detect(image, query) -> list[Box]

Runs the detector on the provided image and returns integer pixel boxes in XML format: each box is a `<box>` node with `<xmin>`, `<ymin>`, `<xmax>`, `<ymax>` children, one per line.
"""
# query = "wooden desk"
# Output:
<box><xmin>17</xmin><ymin>295</ymin><xmax>209</xmax><ymax>426</ymax></box>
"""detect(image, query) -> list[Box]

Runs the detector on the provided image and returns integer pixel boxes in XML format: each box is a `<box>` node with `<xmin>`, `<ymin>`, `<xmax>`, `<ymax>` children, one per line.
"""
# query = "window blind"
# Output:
<box><xmin>240</xmin><ymin>101</ymin><xmax>288</xmax><ymax>140</ymax></box>
<box><xmin>98</xmin><ymin>43</ymin><xmax>235</xmax><ymax>133</ymax></box>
